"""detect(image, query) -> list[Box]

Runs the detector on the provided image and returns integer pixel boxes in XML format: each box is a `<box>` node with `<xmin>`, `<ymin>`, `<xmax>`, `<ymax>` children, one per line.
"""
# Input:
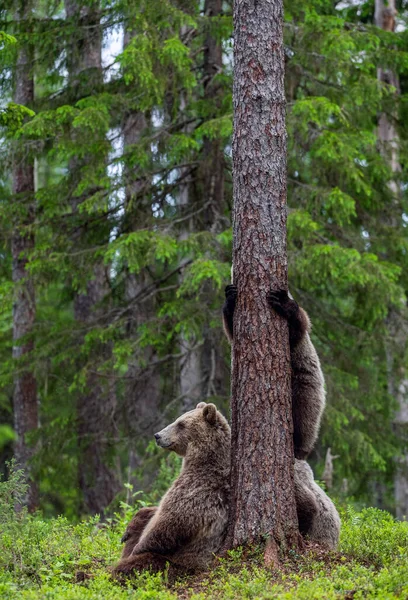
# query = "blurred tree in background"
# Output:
<box><xmin>1</xmin><ymin>0</ymin><xmax>408</xmax><ymax>518</ymax></box>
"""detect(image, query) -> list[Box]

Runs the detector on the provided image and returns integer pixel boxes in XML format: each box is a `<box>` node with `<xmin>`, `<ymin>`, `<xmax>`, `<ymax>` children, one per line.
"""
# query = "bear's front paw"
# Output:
<box><xmin>225</xmin><ymin>284</ymin><xmax>237</xmax><ymax>300</ymax></box>
<box><xmin>267</xmin><ymin>289</ymin><xmax>299</xmax><ymax>320</ymax></box>
<box><xmin>111</xmin><ymin>563</ymin><xmax>134</xmax><ymax>578</ymax></box>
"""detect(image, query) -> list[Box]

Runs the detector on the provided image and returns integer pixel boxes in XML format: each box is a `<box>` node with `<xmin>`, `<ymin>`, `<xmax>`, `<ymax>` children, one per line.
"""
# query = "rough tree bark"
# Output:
<box><xmin>12</xmin><ymin>0</ymin><xmax>38</xmax><ymax>511</ymax></box>
<box><xmin>224</xmin><ymin>0</ymin><xmax>299</xmax><ymax>558</ymax></box>
<box><xmin>65</xmin><ymin>0</ymin><xmax>120</xmax><ymax>514</ymax></box>
<box><xmin>375</xmin><ymin>0</ymin><xmax>408</xmax><ymax>520</ymax></box>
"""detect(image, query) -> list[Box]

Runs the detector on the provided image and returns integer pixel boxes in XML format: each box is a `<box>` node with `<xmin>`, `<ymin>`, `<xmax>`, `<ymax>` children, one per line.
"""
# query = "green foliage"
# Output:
<box><xmin>0</xmin><ymin>32</ymin><xmax>16</xmax><ymax>48</ymax></box>
<box><xmin>0</xmin><ymin>469</ymin><xmax>407</xmax><ymax>600</ymax></box>
<box><xmin>340</xmin><ymin>506</ymin><xmax>408</xmax><ymax>567</ymax></box>
<box><xmin>1</xmin><ymin>0</ymin><xmax>408</xmax><ymax>517</ymax></box>
<box><xmin>0</xmin><ymin>103</ymin><xmax>35</xmax><ymax>134</ymax></box>
<box><xmin>0</xmin><ymin>462</ymin><xmax>28</xmax><ymax>526</ymax></box>
<box><xmin>135</xmin><ymin>441</ymin><xmax>182</xmax><ymax>504</ymax></box>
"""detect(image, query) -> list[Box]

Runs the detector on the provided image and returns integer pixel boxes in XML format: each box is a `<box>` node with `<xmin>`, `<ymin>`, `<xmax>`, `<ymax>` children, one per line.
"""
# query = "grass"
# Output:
<box><xmin>1</xmin><ymin>469</ymin><xmax>407</xmax><ymax>599</ymax></box>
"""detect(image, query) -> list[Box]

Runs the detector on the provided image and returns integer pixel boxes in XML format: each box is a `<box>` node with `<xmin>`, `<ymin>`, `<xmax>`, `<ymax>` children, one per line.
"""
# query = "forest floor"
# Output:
<box><xmin>1</xmin><ymin>498</ymin><xmax>407</xmax><ymax>600</ymax></box>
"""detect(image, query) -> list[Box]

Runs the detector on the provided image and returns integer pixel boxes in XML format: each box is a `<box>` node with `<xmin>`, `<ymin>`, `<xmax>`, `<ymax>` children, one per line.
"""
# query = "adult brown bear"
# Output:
<box><xmin>114</xmin><ymin>404</ymin><xmax>340</xmax><ymax>579</ymax></box>
<box><xmin>112</xmin><ymin>402</ymin><xmax>230</xmax><ymax>577</ymax></box>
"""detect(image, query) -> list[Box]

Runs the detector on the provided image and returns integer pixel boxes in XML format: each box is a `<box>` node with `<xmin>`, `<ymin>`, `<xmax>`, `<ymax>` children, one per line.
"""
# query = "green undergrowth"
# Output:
<box><xmin>1</xmin><ymin>471</ymin><xmax>407</xmax><ymax>599</ymax></box>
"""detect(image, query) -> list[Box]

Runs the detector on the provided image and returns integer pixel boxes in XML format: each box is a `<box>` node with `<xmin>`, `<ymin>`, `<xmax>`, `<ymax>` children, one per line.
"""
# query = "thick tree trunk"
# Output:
<box><xmin>224</xmin><ymin>0</ymin><xmax>298</xmax><ymax>557</ymax></box>
<box><xmin>375</xmin><ymin>0</ymin><xmax>408</xmax><ymax>520</ymax></box>
<box><xmin>12</xmin><ymin>0</ymin><xmax>38</xmax><ymax>512</ymax></box>
<box><xmin>65</xmin><ymin>0</ymin><xmax>120</xmax><ymax>515</ymax></box>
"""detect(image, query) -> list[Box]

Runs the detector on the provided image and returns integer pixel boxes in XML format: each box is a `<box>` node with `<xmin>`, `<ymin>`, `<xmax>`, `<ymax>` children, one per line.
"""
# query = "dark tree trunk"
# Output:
<box><xmin>224</xmin><ymin>0</ymin><xmax>299</xmax><ymax>559</ymax></box>
<box><xmin>65</xmin><ymin>0</ymin><xmax>120</xmax><ymax>515</ymax></box>
<box><xmin>12</xmin><ymin>0</ymin><xmax>38</xmax><ymax>512</ymax></box>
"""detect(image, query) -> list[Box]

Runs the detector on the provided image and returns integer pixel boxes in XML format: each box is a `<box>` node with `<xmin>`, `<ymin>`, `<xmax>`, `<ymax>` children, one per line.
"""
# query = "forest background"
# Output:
<box><xmin>1</xmin><ymin>0</ymin><xmax>408</xmax><ymax>521</ymax></box>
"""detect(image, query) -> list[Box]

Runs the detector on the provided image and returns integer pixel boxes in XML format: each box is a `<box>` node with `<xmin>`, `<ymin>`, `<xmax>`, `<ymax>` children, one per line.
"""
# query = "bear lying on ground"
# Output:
<box><xmin>223</xmin><ymin>285</ymin><xmax>326</xmax><ymax>460</ymax></box>
<box><xmin>112</xmin><ymin>402</ymin><xmax>230</xmax><ymax>577</ymax></box>
<box><xmin>115</xmin><ymin>403</ymin><xmax>340</xmax><ymax>578</ymax></box>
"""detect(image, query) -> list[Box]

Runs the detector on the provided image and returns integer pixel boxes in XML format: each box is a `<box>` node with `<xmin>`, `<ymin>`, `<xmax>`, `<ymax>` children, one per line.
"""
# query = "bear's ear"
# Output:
<box><xmin>203</xmin><ymin>403</ymin><xmax>217</xmax><ymax>425</ymax></box>
<box><xmin>196</xmin><ymin>402</ymin><xmax>207</xmax><ymax>409</ymax></box>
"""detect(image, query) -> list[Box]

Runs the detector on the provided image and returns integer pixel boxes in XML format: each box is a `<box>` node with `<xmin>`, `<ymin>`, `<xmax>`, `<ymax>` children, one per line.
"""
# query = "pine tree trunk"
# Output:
<box><xmin>65</xmin><ymin>0</ymin><xmax>120</xmax><ymax>515</ymax></box>
<box><xmin>224</xmin><ymin>0</ymin><xmax>299</xmax><ymax>557</ymax></box>
<box><xmin>201</xmin><ymin>0</ymin><xmax>225</xmax><ymax>229</ymax></box>
<box><xmin>375</xmin><ymin>0</ymin><xmax>408</xmax><ymax>520</ymax></box>
<box><xmin>199</xmin><ymin>0</ymin><xmax>230</xmax><ymax>402</ymax></box>
<box><xmin>12</xmin><ymin>0</ymin><xmax>38</xmax><ymax>512</ymax></box>
<box><xmin>122</xmin><ymin>29</ymin><xmax>161</xmax><ymax>488</ymax></box>
<box><xmin>180</xmin><ymin>0</ymin><xmax>229</xmax><ymax>408</ymax></box>
<box><xmin>178</xmin><ymin>86</ymin><xmax>204</xmax><ymax>411</ymax></box>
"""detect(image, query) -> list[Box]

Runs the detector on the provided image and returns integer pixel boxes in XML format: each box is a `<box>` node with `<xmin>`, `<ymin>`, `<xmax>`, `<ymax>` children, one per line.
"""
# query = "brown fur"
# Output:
<box><xmin>113</xmin><ymin>402</ymin><xmax>230</xmax><ymax>578</ymax></box>
<box><xmin>291</xmin><ymin>315</ymin><xmax>326</xmax><ymax>459</ymax></box>
<box><xmin>115</xmin><ymin>407</ymin><xmax>339</xmax><ymax>582</ymax></box>
<box><xmin>294</xmin><ymin>460</ymin><xmax>340</xmax><ymax>549</ymax></box>
<box><xmin>120</xmin><ymin>506</ymin><xmax>158</xmax><ymax>559</ymax></box>
<box><xmin>223</xmin><ymin>285</ymin><xmax>326</xmax><ymax>459</ymax></box>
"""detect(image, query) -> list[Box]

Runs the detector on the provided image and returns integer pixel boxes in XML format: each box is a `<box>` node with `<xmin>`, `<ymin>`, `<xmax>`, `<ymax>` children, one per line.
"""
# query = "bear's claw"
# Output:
<box><xmin>225</xmin><ymin>284</ymin><xmax>237</xmax><ymax>299</ymax></box>
<box><xmin>267</xmin><ymin>289</ymin><xmax>299</xmax><ymax>320</ymax></box>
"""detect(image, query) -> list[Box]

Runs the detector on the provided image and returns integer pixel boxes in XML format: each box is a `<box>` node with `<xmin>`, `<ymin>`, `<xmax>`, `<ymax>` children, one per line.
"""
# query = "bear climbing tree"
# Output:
<box><xmin>224</xmin><ymin>0</ymin><xmax>300</xmax><ymax>558</ymax></box>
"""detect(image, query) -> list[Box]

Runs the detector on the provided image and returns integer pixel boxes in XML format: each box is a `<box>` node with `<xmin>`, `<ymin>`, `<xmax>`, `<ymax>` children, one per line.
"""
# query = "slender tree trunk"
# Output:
<box><xmin>65</xmin><ymin>0</ymin><xmax>120</xmax><ymax>515</ymax></box>
<box><xmin>122</xmin><ymin>30</ymin><xmax>161</xmax><ymax>489</ymax></box>
<box><xmin>375</xmin><ymin>0</ymin><xmax>400</xmax><ymax>196</ymax></box>
<box><xmin>224</xmin><ymin>0</ymin><xmax>298</xmax><ymax>559</ymax></box>
<box><xmin>201</xmin><ymin>0</ymin><xmax>225</xmax><ymax>230</ymax></box>
<box><xmin>375</xmin><ymin>0</ymin><xmax>408</xmax><ymax>520</ymax></box>
<box><xmin>12</xmin><ymin>0</ymin><xmax>38</xmax><ymax>512</ymax></box>
<box><xmin>178</xmin><ymin>83</ymin><xmax>204</xmax><ymax>410</ymax></box>
<box><xmin>199</xmin><ymin>0</ymin><xmax>230</xmax><ymax>402</ymax></box>
<box><xmin>180</xmin><ymin>0</ymin><xmax>229</xmax><ymax>408</ymax></box>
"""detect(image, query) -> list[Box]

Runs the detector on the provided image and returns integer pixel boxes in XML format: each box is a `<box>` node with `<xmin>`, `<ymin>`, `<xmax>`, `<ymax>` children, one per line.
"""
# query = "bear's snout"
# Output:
<box><xmin>154</xmin><ymin>428</ymin><xmax>174</xmax><ymax>449</ymax></box>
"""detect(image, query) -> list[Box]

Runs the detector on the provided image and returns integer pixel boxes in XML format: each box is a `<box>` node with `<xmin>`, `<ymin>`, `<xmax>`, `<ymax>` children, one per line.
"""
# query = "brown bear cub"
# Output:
<box><xmin>294</xmin><ymin>460</ymin><xmax>340</xmax><ymax>549</ymax></box>
<box><xmin>113</xmin><ymin>402</ymin><xmax>230</xmax><ymax>578</ymax></box>
<box><xmin>223</xmin><ymin>285</ymin><xmax>326</xmax><ymax>460</ymax></box>
<box><xmin>223</xmin><ymin>284</ymin><xmax>339</xmax><ymax>548</ymax></box>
